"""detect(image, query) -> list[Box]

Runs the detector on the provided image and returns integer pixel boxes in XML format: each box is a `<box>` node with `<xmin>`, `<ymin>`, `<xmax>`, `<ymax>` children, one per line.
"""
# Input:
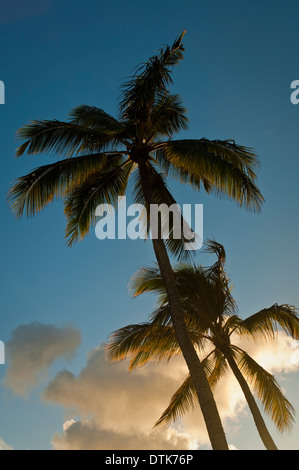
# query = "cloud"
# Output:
<box><xmin>239</xmin><ymin>332</ymin><xmax>299</xmax><ymax>374</ymax></box>
<box><xmin>182</xmin><ymin>332</ymin><xmax>299</xmax><ymax>444</ymax></box>
<box><xmin>0</xmin><ymin>0</ymin><xmax>52</xmax><ymax>24</ymax></box>
<box><xmin>52</xmin><ymin>420</ymin><xmax>197</xmax><ymax>451</ymax></box>
<box><xmin>4</xmin><ymin>322</ymin><xmax>81</xmax><ymax>396</ymax></box>
<box><xmin>44</xmin><ymin>346</ymin><xmax>198</xmax><ymax>450</ymax></box>
<box><xmin>0</xmin><ymin>438</ymin><xmax>13</xmax><ymax>451</ymax></box>
<box><xmin>43</xmin><ymin>332</ymin><xmax>299</xmax><ymax>450</ymax></box>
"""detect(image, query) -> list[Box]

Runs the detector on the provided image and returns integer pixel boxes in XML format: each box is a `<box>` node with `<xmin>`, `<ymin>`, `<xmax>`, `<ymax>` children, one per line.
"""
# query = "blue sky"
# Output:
<box><xmin>0</xmin><ymin>0</ymin><xmax>299</xmax><ymax>450</ymax></box>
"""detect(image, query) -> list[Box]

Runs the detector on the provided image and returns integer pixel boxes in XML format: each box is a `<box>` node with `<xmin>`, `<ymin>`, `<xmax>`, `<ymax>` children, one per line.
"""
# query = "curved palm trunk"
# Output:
<box><xmin>225</xmin><ymin>353</ymin><xmax>278</xmax><ymax>450</ymax></box>
<box><xmin>138</xmin><ymin>158</ymin><xmax>229</xmax><ymax>450</ymax></box>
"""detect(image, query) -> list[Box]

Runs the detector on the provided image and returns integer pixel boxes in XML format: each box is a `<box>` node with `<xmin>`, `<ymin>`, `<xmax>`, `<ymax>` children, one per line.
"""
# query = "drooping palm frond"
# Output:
<box><xmin>7</xmin><ymin>153</ymin><xmax>121</xmax><ymax>218</ymax></box>
<box><xmin>106</xmin><ymin>322</ymin><xmax>183</xmax><ymax>370</ymax></box>
<box><xmin>149</xmin><ymin>305</ymin><xmax>172</xmax><ymax>326</ymax></box>
<box><xmin>235</xmin><ymin>347</ymin><xmax>295</xmax><ymax>432</ymax></box>
<box><xmin>105</xmin><ymin>301</ymin><xmax>209</xmax><ymax>372</ymax></box>
<box><xmin>208</xmin><ymin>349</ymin><xmax>229</xmax><ymax>387</ymax></box>
<box><xmin>64</xmin><ymin>158</ymin><xmax>133</xmax><ymax>246</ymax></box>
<box><xmin>223</xmin><ymin>315</ymin><xmax>243</xmax><ymax>335</ymax></box>
<box><xmin>16</xmin><ymin>120</ymin><xmax>121</xmax><ymax>158</ymax></box>
<box><xmin>157</xmin><ymin>139</ymin><xmax>264</xmax><ymax>212</ymax></box>
<box><xmin>155</xmin><ymin>373</ymin><xmax>195</xmax><ymax>427</ymax></box>
<box><xmin>155</xmin><ymin>146</ymin><xmax>214</xmax><ymax>193</ymax></box>
<box><xmin>162</xmin><ymin>138</ymin><xmax>260</xmax><ymax>179</ymax></box>
<box><xmin>154</xmin><ymin>350</ymin><xmax>228</xmax><ymax>427</ymax></box>
<box><xmin>234</xmin><ymin>304</ymin><xmax>299</xmax><ymax>341</ymax></box>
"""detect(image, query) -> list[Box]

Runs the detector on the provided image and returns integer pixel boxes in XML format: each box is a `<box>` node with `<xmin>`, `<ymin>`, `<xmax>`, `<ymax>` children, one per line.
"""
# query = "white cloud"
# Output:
<box><xmin>4</xmin><ymin>322</ymin><xmax>81</xmax><ymax>396</ymax></box>
<box><xmin>0</xmin><ymin>438</ymin><xmax>13</xmax><ymax>451</ymax></box>
<box><xmin>238</xmin><ymin>332</ymin><xmax>299</xmax><ymax>374</ymax></box>
<box><xmin>183</xmin><ymin>331</ymin><xmax>299</xmax><ymax>444</ymax></box>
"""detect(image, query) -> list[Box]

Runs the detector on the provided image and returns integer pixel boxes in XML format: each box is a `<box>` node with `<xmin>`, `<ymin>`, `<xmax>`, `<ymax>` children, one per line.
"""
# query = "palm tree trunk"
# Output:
<box><xmin>138</xmin><ymin>158</ymin><xmax>229</xmax><ymax>450</ymax></box>
<box><xmin>226</xmin><ymin>353</ymin><xmax>278</xmax><ymax>450</ymax></box>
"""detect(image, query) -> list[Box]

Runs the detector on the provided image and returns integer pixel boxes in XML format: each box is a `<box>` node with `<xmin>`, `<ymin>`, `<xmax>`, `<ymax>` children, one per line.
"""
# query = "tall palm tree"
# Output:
<box><xmin>106</xmin><ymin>240</ymin><xmax>299</xmax><ymax>450</ymax></box>
<box><xmin>8</xmin><ymin>32</ymin><xmax>264</xmax><ymax>450</ymax></box>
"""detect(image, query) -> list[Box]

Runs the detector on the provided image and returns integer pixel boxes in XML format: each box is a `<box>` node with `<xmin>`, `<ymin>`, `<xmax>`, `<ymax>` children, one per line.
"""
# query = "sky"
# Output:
<box><xmin>0</xmin><ymin>0</ymin><xmax>299</xmax><ymax>451</ymax></box>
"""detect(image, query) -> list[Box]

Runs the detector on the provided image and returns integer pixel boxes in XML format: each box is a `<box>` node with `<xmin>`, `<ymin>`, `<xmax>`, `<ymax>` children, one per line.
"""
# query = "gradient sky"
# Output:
<box><xmin>0</xmin><ymin>0</ymin><xmax>299</xmax><ymax>450</ymax></box>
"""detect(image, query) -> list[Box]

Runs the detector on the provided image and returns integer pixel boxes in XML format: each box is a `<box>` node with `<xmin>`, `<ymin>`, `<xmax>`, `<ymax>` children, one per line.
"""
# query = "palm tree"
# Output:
<box><xmin>106</xmin><ymin>240</ymin><xmax>299</xmax><ymax>450</ymax></box>
<box><xmin>7</xmin><ymin>32</ymin><xmax>264</xmax><ymax>450</ymax></box>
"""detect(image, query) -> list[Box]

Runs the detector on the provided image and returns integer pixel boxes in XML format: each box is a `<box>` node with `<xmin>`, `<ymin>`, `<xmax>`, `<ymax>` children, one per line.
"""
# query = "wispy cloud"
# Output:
<box><xmin>4</xmin><ymin>322</ymin><xmax>81</xmax><ymax>396</ymax></box>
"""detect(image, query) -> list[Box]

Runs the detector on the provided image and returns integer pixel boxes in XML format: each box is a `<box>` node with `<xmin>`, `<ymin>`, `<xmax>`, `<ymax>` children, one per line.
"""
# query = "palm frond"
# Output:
<box><xmin>68</xmin><ymin>105</ymin><xmax>133</xmax><ymax>144</ymax></box>
<box><xmin>235</xmin><ymin>347</ymin><xmax>295</xmax><ymax>432</ymax></box>
<box><xmin>149</xmin><ymin>305</ymin><xmax>172</xmax><ymax>326</ymax></box>
<box><xmin>105</xmin><ymin>321</ymin><xmax>182</xmax><ymax>369</ymax></box>
<box><xmin>69</xmin><ymin>105</ymin><xmax>122</xmax><ymax>132</ymax></box>
<box><xmin>16</xmin><ymin>120</ymin><xmax>121</xmax><ymax>158</ymax></box>
<box><xmin>154</xmin><ymin>373</ymin><xmax>195</xmax><ymax>427</ymax></box>
<box><xmin>204</xmin><ymin>239</ymin><xmax>226</xmax><ymax>265</ymax></box>
<box><xmin>154</xmin><ymin>351</ymin><xmax>226</xmax><ymax>427</ymax></box>
<box><xmin>158</xmin><ymin>139</ymin><xmax>264</xmax><ymax>212</ymax></box>
<box><xmin>203</xmin><ymin>239</ymin><xmax>237</xmax><ymax>317</ymax></box>
<box><xmin>64</xmin><ymin>158</ymin><xmax>133</xmax><ymax>246</ymax></box>
<box><xmin>208</xmin><ymin>349</ymin><xmax>228</xmax><ymax>387</ymax></box>
<box><xmin>172</xmin><ymin>263</ymin><xmax>233</xmax><ymax>327</ymax></box>
<box><xmin>147</xmin><ymin>92</ymin><xmax>188</xmax><ymax>141</ymax></box>
<box><xmin>224</xmin><ymin>315</ymin><xmax>243</xmax><ymax>335</ymax></box>
<box><xmin>155</xmin><ymin>147</ymin><xmax>214</xmax><ymax>192</ymax></box>
<box><xmin>235</xmin><ymin>304</ymin><xmax>299</xmax><ymax>341</ymax></box>
<box><xmin>119</xmin><ymin>31</ymin><xmax>186</xmax><ymax>122</ymax></box>
<box><xmin>130</xmin><ymin>261</ymin><xmax>233</xmax><ymax>327</ymax></box>
<box><xmin>129</xmin><ymin>264</ymin><xmax>165</xmax><ymax>298</ymax></box>
<box><xmin>7</xmin><ymin>153</ymin><xmax>121</xmax><ymax>218</ymax></box>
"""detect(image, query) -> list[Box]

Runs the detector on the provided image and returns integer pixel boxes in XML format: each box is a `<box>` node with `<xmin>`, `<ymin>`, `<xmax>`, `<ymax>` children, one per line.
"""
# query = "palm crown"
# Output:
<box><xmin>106</xmin><ymin>240</ymin><xmax>299</xmax><ymax>448</ymax></box>
<box><xmin>8</xmin><ymin>32</ymin><xmax>263</xmax><ymax>256</ymax></box>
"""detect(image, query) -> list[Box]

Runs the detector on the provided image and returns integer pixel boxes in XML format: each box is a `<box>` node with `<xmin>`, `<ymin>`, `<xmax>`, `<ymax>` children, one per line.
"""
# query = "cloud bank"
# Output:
<box><xmin>43</xmin><ymin>332</ymin><xmax>299</xmax><ymax>450</ymax></box>
<box><xmin>4</xmin><ymin>320</ymin><xmax>298</xmax><ymax>449</ymax></box>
